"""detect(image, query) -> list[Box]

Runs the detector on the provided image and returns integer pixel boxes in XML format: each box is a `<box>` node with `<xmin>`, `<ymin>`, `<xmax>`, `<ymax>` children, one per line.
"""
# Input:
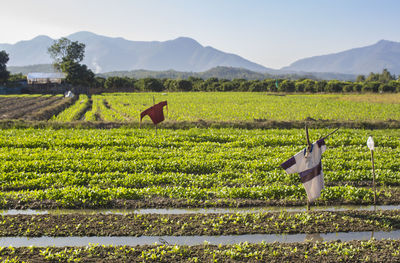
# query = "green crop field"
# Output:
<box><xmin>0</xmin><ymin>93</ymin><xmax>400</xmax><ymax>262</ymax></box>
<box><xmin>0</xmin><ymin>128</ymin><xmax>398</xmax><ymax>208</ymax></box>
<box><xmin>49</xmin><ymin>92</ymin><xmax>400</xmax><ymax>122</ymax></box>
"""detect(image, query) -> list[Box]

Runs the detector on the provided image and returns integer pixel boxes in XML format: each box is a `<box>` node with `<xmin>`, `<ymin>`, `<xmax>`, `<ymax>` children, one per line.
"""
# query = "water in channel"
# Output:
<box><xmin>0</xmin><ymin>204</ymin><xmax>399</xmax><ymax>215</ymax></box>
<box><xmin>0</xmin><ymin>231</ymin><xmax>399</xmax><ymax>247</ymax></box>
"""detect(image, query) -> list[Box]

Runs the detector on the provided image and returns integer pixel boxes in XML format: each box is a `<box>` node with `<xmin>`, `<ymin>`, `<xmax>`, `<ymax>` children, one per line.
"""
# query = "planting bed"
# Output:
<box><xmin>0</xmin><ymin>210</ymin><xmax>399</xmax><ymax>237</ymax></box>
<box><xmin>1</xmin><ymin>240</ymin><xmax>400</xmax><ymax>262</ymax></box>
<box><xmin>0</xmin><ymin>95</ymin><xmax>75</xmax><ymax>121</ymax></box>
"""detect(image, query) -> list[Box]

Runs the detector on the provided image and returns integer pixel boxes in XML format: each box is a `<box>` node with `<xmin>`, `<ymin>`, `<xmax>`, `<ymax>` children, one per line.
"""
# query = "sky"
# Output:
<box><xmin>1</xmin><ymin>0</ymin><xmax>399</xmax><ymax>69</ymax></box>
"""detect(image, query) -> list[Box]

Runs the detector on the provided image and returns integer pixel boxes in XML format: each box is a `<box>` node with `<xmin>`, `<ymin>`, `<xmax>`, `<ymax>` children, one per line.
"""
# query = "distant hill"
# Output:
<box><xmin>100</xmin><ymin>66</ymin><xmax>271</xmax><ymax>80</ymax></box>
<box><xmin>282</xmin><ymin>40</ymin><xmax>400</xmax><ymax>75</ymax></box>
<box><xmin>8</xmin><ymin>64</ymin><xmax>56</xmax><ymax>75</ymax></box>
<box><xmin>9</xmin><ymin>64</ymin><xmax>356</xmax><ymax>81</ymax></box>
<box><xmin>0</xmin><ymin>31</ymin><xmax>270</xmax><ymax>73</ymax></box>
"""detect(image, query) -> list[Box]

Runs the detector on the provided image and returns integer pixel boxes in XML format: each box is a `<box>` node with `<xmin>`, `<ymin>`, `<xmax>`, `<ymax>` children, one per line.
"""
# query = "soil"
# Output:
<box><xmin>2</xmin><ymin>187</ymin><xmax>400</xmax><ymax>210</ymax></box>
<box><xmin>0</xmin><ymin>96</ymin><xmax>63</xmax><ymax>120</ymax></box>
<box><xmin>0</xmin><ymin>210</ymin><xmax>398</xmax><ymax>237</ymax></box>
<box><xmin>1</xmin><ymin>118</ymin><xmax>400</xmax><ymax>129</ymax></box>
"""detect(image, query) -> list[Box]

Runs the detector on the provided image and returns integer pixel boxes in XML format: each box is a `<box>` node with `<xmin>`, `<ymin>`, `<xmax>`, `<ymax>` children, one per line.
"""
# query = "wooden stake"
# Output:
<box><xmin>305</xmin><ymin>124</ymin><xmax>311</xmax><ymax>211</ymax></box>
<box><xmin>305</xmin><ymin>124</ymin><xmax>311</xmax><ymax>148</ymax></box>
<box><xmin>153</xmin><ymin>96</ymin><xmax>157</xmax><ymax>136</ymax></box>
<box><xmin>371</xmin><ymin>149</ymin><xmax>377</xmax><ymax>205</ymax></box>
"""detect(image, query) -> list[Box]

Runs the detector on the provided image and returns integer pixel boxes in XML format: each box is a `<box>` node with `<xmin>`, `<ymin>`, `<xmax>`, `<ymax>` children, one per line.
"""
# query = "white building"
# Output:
<box><xmin>27</xmin><ymin>73</ymin><xmax>66</xmax><ymax>85</ymax></box>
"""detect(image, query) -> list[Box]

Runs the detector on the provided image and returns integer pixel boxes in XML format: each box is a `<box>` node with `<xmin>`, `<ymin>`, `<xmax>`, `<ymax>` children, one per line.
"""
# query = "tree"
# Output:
<box><xmin>379</xmin><ymin>69</ymin><xmax>395</xmax><ymax>83</ymax></box>
<box><xmin>278</xmin><ymin>80</ymin><xmax>295</xmax><ymax>92</ymax></box>
<box><xmin>356</xmin><ymin>75</ymin><xmax>365</xmax><ymax>82</ymax></box>
<box><xmin>136</xmin><ymin>78</ymin><xmax>164</xmax><ymax>91</ymax></box>
<box><xmin>48</xmin><ymin>38</ymin><xmax>93</xmax><ymax>86</ymax></box>
<box><xmin>0</xmin><ymin>50</ymin><xmax>10</xmax><ymax>84</ymax></box>
<box><xmin>48</xmin><ymin>38</ymin><xmax>85</xmax><ymax>70</ymax></box>
<box><xmin>60</xmin><ymin>60</ymin><xmax>94</xmax><ymax>86</ymax></box>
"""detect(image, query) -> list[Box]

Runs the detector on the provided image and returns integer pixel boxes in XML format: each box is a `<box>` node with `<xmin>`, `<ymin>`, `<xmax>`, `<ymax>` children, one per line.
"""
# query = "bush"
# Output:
<box><xmin>362</xmin><ymin>81</ymin><xmax>380</xmax><ymax>92</ymax></box>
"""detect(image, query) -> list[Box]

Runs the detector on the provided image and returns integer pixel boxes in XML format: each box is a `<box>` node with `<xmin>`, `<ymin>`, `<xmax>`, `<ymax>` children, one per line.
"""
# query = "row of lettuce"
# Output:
<box><xmin>0</xmin><ymin>128</ymin><xmax>398</xmax><ymax>206</ymax></box>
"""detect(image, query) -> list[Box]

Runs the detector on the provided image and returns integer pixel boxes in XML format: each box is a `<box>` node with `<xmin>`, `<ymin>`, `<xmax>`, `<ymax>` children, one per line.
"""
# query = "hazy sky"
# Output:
<box><xmin>1</xmin><ymin>0</ymin><xmax>399</xmax><ymax>69</ymax></box>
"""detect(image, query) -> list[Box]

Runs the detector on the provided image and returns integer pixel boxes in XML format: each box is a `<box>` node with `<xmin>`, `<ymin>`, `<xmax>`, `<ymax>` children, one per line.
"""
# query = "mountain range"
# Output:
<box><xmin>1</xmin><ymin>31</ymin><xmax>400</xmax><ymax>78</ymax></box>
<box><xmin>283</xmin><ymin>40</ymin><xmax>400</xmax><ymax>75</ymax></box>
<box><xmin>0</xmin><ymin>31</ymin><xmax>269</xmax><ymax>73</ymax></box>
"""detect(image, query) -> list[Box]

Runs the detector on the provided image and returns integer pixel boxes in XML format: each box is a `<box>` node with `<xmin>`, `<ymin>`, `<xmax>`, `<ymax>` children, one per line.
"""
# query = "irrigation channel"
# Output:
<box><xmin>1</xmin><ymin>204</ymin><xmax>400</xmax><ymax>215</ymax></box>
<box><xmin>1</xmin><ymin>231</ymin><xmax>399</xmax><ymax>247</ymax></box>
<box><xmin>1</xmin><ymin>205</ymin><xmax>399</xmax><ymax>247</ymax></box>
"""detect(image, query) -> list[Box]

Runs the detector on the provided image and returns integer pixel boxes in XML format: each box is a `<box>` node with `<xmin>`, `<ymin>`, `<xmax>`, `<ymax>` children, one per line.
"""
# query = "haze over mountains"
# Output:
<box><xmin>283</xmin><ymin>40</ymin><xmax>400</xmax><ymax>75</ymax></box>
<box><xmin>0</xmin><ymin>31</ymin><xmax>269</xmax><ymax>73</ymax></box>
<box><xmin>1</xmin><ymin>31</ymin><xmax>400</xmax><ymax>78</ymax></box>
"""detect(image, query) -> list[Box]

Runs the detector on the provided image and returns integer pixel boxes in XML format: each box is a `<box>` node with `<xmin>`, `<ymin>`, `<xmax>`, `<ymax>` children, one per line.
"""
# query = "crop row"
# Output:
<box><xmin>0</xmin><ymin>210</ymin><xmax>398</xmax><ymax>237</ymax></box>
<box><xmin>0</xmin><ymin>184</ymin><xmax>385</xmax><ymax>208</ymax></box>
<box><xmin>0</xmin><ymin>128</ymin><xmax>398</xmax><ymax>191</ymax></box>
<box><xmin>1</xmin><ymin>240</ymin><xmax>399</xmax><ymax>262</ymax></box>
<box><xmin>51</xmin><ymin>94</ymin><xmax>89</xmax><ymax>121</ymax></box>
<box><xmin>0</xmin><ymin>128</ymin><xmax>399</xmax><ymax>148</ymax></box>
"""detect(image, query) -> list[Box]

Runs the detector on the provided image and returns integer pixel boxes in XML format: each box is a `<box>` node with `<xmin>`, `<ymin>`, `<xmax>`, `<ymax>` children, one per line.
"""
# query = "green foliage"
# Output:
<box><xmin>362</xmin><ymin>81</ymin><xmax>380</xmax><ymax>92</ymax></box>
<box><xmin>0</xmin><ymin>128</ymin><xmax>398</xmax><ymax>207</ymax></box>
<box><xmin>52</xmin><ymin>94</ymin><xmax>90</xmax><ymax>121</ymax></box>
<box><xmin>104</xmin><ymin>76</ymin><xmax>135</xmax><ymax>90</ymax></box>
<box><xmin>136</xmin><ymin>78</ymin><xmax>164</xmax><ymax>92</ymax></box>
<box><xmin>61</xmin><ymin>61</ymin><xmax>94</xmax><ymax>86</ymax></box>
<box><xmin>48</xmin><ymin>38</ymin><xmax>94</xmax><ymax>86</ymax></box>
<box><xmin>93</xmin><ymin>69</ymin><xmax>400</xmax><ymax>93</ymax></box>
<box><xmin>356</xmin><ymin>75</ymin><xmax>365</xmax><ymax>82</ymax></box>
<box><xmin>48</xmin><ymin>38</ymin><xmax>85</xmax><ymax>68</ymax></box>
<box><xmin>0</xmin><ymin>50</ymin><xmax>10</xmax><ymax>84</ymax></box>
<box><xmin>79</xmin><ymin>93</ymin><xmax>400</xmax><ymax>122</ymax></box>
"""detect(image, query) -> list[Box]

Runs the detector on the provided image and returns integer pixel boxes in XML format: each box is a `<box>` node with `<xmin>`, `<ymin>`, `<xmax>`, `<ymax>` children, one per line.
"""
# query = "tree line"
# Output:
<box><xmin>92</xmin><ymin>70</ymin><xmax>400</xmax><ymax>93</ymax></box>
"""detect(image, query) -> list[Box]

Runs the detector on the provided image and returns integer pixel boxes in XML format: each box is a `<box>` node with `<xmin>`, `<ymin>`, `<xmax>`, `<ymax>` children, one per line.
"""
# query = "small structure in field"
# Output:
<box><xmin>65</xmin><ymin>90</ymin><xmax>74</xmax><ymax>98</ymax></box>
<box><xmin>27</xmin><ymin>73</ymin><xmax>66</xmax><ymax>85</ymax></box>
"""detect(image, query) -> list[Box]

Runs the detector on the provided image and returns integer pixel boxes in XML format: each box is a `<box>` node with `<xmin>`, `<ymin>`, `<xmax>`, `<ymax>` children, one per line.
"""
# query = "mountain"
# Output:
<box><xmin>8</xmin><ymin>64</ymin><xmax>356</xmax><ymax>81</ymax></box>
<box><xmin>0</xmin><ymin>31</ymin><xmax>270</xmax><ymax>73</ymax></box>
<box><xmin>282</xmin><ymin>40</ymin><xmax>400</xmax><ymax>75</ymax></box>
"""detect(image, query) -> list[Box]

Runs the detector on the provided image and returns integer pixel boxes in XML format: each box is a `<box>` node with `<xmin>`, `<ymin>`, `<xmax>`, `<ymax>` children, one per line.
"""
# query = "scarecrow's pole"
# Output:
<box><xmin>367</xmin><ymin>136</ymin><xmax>376</xmax><ymax>206</ymax></box>
<box><xmin>153</xmin><ymin>96</ymin><xmax>157</xmax><ymax>136</ymax></box>
<box><xmin>320</xmin><ymin>128</ymin><xmax>339</xmax><ymax>140</ymax></box>
<box><xmin>305</xmin><ymin>124</ymin><xmax>311</xmax><ymax>211</ymax></box>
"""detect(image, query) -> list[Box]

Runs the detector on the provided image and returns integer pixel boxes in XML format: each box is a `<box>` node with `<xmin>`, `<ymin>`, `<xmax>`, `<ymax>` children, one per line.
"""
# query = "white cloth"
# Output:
<box><xmin>281</xmin><ymin>139</ymin><xmax>326</xmax><ymax>202</ymax></box>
